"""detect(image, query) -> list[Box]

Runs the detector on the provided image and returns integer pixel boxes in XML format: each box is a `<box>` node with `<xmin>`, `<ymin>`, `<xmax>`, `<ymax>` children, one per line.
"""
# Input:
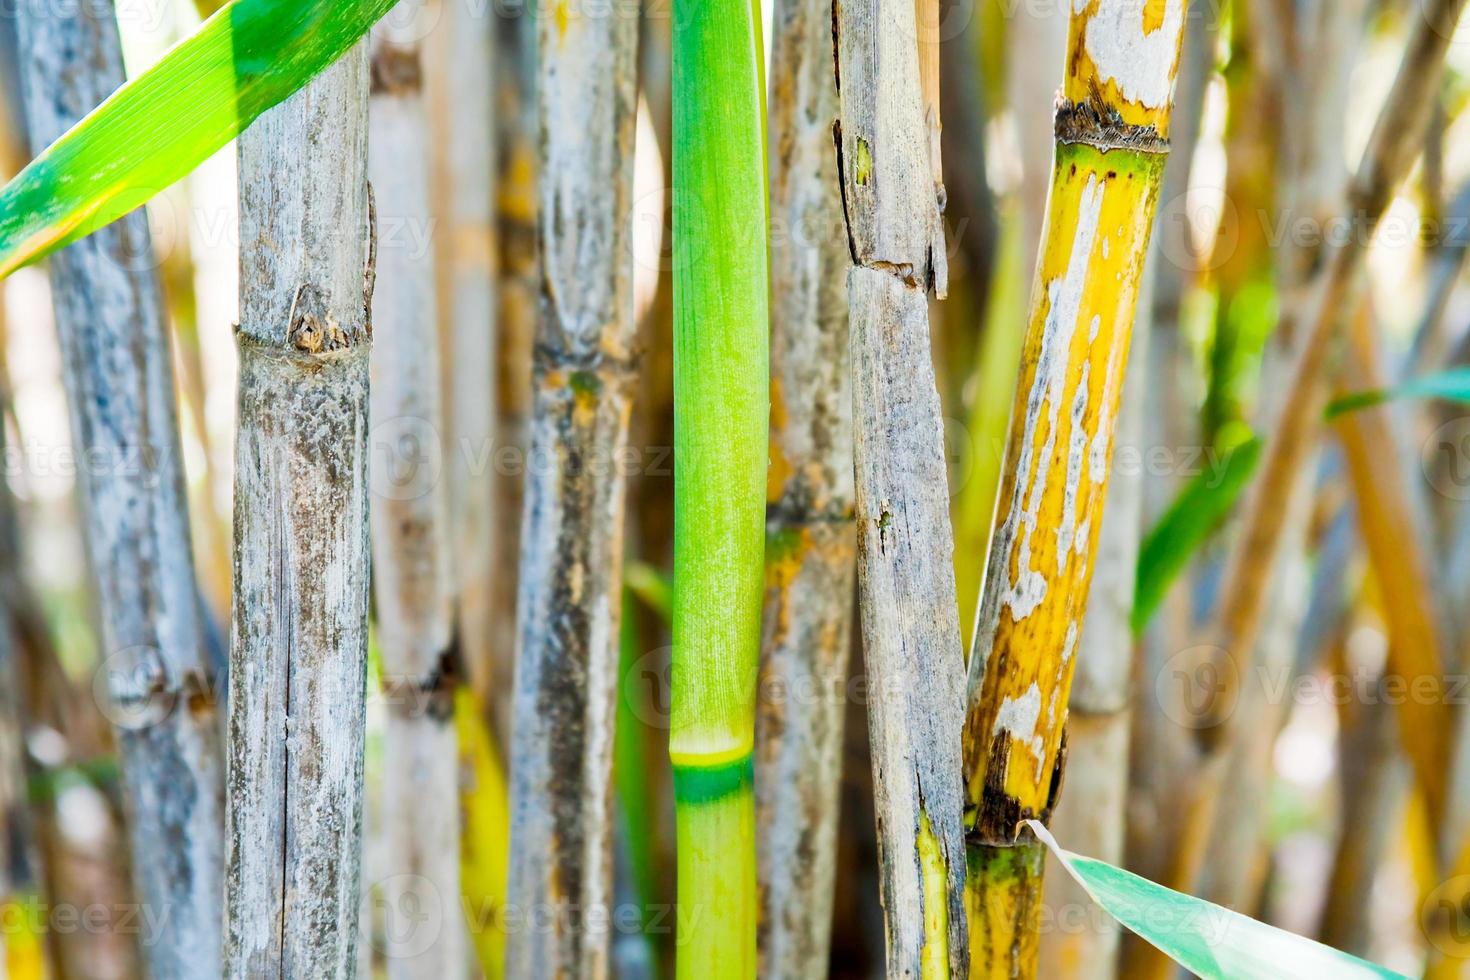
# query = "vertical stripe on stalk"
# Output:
<box><xmin>505</xmin><ymin>0</ymin><xmax>639</xmax><ymax>974</ymax></box>
<box><xmin>228</xmin><ymin>45</ymin><xmax>372</xmax><ymax>978</ymax></box>
<box><xmin>18</xmin><ymin>4</ymin><xmax>224</xmax><ymax>976</ymax></box>
<box><xmin>671</xmin><ymin>0</ymin><xmax>768</xmax><ymax>970</ymax></box>
<box><xmin>755</xmin><ymin>0</ymin><xmax>855</xmax><ymax>968</ymax></box>
<box><xmin>832</xmin><ymin>0</ymin><xmax>968</xmax><ymax>968</ymax></box>
<box><xmin>962</xmin><ymin>2</ymin><xmax>1186</xmax><ymax>976</ymax></box>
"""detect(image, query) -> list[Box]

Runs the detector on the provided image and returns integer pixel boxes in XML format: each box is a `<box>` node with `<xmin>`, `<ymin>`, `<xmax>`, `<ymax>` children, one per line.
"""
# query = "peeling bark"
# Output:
<box><xmin>227</xmin><ymin>46</ymin><xmax>372</xmax><ymax>979</ymax></box>
<box><xmin>833</xmin><ymin>0</ymin><xmax>969</xmax><ymax>969</ymax></box>
<box><xmin>18</xmin><ymin>4</ymin><xmax>224</xmax><ymax>976</ymax></box>
<box><xmin>505</xmin><ymin>0</ymin><xmax>639</xmax><ymax>974</ymax></box>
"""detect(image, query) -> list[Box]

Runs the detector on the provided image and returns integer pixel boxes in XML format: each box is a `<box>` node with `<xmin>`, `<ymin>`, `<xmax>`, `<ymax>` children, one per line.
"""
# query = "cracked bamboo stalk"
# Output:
<box><xmin>961</xmin><ymin>3</ymin><xmax>1187</xmax><ymax>976</ymax></box>
<box><xmin>1151</xmin><ymin>0</ymin><xmax>1469</xmax><ymax>923</ymax></box>
<box><xmin>227</xmin><ymin>45</ymin><xmax>372</xmax><ymax>979</ymax></box>
<box><xmin>753</xmin><ymin>0</ymin><xmax>855</xmax><ymax>969</ymax></box>
<box><xmin>671</xmin><ymin>0</ymin><xmax>767</xmax><ymax>971</ymax></box>
<box><xmin>17</xmin><ymin>4</ymin><xmax>225</xmax><ymax>977</ymax></box>
<box><xmin>504</xmin><ymin>0</ymin><xmax>638</xmax><ymax>973</ymax></box>
<box><xmin>832</xmin><ymin>0</ymin><xmax>968</xmax><ymax>970</ymax></box>
<box><xmin>367</xmin><ymin>7</ymin><xmax>467</xmax><ymax>976</ymax></box>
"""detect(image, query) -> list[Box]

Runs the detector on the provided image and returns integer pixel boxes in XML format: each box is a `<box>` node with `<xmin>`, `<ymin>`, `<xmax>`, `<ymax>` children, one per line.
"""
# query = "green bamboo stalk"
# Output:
<box><xmin>670</xmin><ymin>0</ymin><xmax>767</xmax><ymax>971</ymax></box>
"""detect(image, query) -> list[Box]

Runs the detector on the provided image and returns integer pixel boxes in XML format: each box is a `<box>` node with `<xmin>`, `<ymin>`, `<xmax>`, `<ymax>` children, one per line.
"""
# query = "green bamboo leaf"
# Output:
<box><xmin>1327</xmin><ymin>366</ymin><xmax>1470</xmax><ymax>418</ymax></box>
<box><xmin>1131</xmin><ymin>436</ymin><xmax>1263</xmax><ymax>635</ymax></box>
<box><xmin>0</xmin><ymin>0</ymin><xmax>397</xmax><ymax>278</ymax></box>
<box><xmin>1028</xmin><ymin>821</ymin><xmax>1405</xmax><ymax>979</ymax></box>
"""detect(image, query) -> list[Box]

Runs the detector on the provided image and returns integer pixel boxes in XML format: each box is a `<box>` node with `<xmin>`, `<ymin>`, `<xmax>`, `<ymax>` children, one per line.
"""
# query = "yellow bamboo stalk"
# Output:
<box><xmin>961</xmin><ymin>3</ymin><xmax>1187</xmax><ymax>976</ymax></box>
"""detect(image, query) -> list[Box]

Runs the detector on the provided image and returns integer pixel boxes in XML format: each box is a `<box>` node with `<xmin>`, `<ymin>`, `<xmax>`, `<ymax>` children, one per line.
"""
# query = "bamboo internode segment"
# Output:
<box><xmin>755</xmin><ymin>0</ymin><xmax>856</xmax><ymax>968</ymax></box>
<box><xmin>367</xmin><ymin>9</ymin><xmax>468</xmax><ymax>977</ymax></box>
<box><xmin>671</xmin><ymin>0</ymin><xmax>767</xmax><ymax>972</ymax></box>
<box><xmin>965</xmin><ymin>140</ymin><xmax>1166</xmax><ymax>841</ymax></box>
<box><xmin>18</xmin><ymin>5</ymin><xmax>225</xmax><ymax>977</ymax></box>
<box><xmin>228</xmin><ymin>47</ymin><xmax>373</xmax><ymax>978</ymax></box>
<box><xmin>504</xmin><ymin>0</ymin><xmax>638</xmax><ymax>974</ymax></box>
<box><xmin>962</xmin><ymin>1</ymin><xmax>1186</xmax><ymax>975</ymax></box>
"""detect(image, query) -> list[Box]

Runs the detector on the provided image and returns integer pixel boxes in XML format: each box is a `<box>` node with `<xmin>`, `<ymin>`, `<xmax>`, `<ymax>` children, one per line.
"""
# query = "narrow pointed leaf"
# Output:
<box><xmin>1028</xmin><ymin>822</ymin><xmax>1405</xmax><ymax>980</ymax></box>
<box><xmin>1131</xmin><ymin>436</ymin><xmax>1263</xmax><ymax>635</ymax></box>
<box><xmin>1327</xmin><ymin>366</ymin><xmax>1470</xmax><ymax>417</ymax></box>
<box><xmin>0</xmin><ymin>0</ymin><xmax>395</xmax><ymax>277</ymax></box>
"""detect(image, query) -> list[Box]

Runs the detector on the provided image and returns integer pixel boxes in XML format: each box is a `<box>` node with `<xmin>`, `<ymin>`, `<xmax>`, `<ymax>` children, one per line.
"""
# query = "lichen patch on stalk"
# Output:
<box><xmin>966</xmin><ymin>140</ymin><xmax>1164</xmax><ymax>836</ymax></box>
<box><xmin>1068</xmin><ymin>0</ymin><xmax>1185</xmax><ymax>132</ymax></box>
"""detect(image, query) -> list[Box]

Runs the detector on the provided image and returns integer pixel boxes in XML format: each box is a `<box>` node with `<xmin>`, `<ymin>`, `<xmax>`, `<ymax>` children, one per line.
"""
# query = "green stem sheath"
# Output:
<box><xmin>671</xmin><ymin>0</ymin><xmax>768</xmax><ymax>972</ymax></box>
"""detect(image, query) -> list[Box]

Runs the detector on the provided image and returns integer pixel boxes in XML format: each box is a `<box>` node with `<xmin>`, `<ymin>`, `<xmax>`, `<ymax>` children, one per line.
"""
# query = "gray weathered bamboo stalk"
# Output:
<box><xmin>753</xmin><ymin>0</ymin><xmax>855</xmax><ymax>969</ymax></box>
<box><xmin>367</xmin><ymin>7</ymin><xmax>467</xmax><ymax>976</ymax></box>
<box><xmin>504</xmin><ymin>0</ymin><xmax>639</xmax><ymax>974</ymax></box>
<box><xmin>227</xmin><ymin>46</ymin><xmax>372</xmax><ymax>979</ymax></box>
<box><xmin>18</xmin><ymin>5</ymin><xmax>224</xmax><ymax>976</ymax></box>
<box><xmin>834</xmin><ymin>0</ymin><xmax>968</xmax><ymax>970</ymax></box>
<box><xmin>430</xmin><ymin>0</ymin><xmax>499</xmax><ymax>708</ymax></box>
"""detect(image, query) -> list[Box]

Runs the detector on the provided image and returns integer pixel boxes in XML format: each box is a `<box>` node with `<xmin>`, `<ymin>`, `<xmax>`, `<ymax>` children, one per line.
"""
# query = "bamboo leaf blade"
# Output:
<box><xmin>1131</xmin><ymin>436</ymin><xmax>1263</xmax><ymax>635</ymax></box>
<box><xmin>0</xmin><ymin>0</ymin><xmax>396</xmax><ymax>278</ymax></box>
<box><xmin>1028</xmin><ymin>822</ymin><xmax>1405</xmax><ymax>980</ymax></box>
<box><xmin>1327</xmin><ymin>365</ymin><xmax>1470</xmax><ymax>417</ymax></box>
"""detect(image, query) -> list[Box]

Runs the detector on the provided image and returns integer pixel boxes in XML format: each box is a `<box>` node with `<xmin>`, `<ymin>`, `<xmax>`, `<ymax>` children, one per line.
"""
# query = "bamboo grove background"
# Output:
<box><xmin>5</xmin><ymin>0</ymin><xmax>1470</xmax><ymax>977</ymax></box>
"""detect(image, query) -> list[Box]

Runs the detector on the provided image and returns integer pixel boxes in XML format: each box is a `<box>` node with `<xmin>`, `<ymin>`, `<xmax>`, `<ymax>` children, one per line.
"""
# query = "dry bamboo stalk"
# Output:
<box><xmin>17</xmin><ymin>5</ymin><xmax>225</xmax><ymax>976</ymax></box>
<box><xmin>1333</xmin><ymin>305</ymin><xmax>1454</xmax><ymax>816</ymax></box>
<box><xmin>504</xmin><ymin>0</ymin><xmax>638</xmax><ymax>973</ymax></box>
<box><xmin>1153</xmin><ymin>0</ymin><xmax>1468</xmax><ymax>913</ymax></box>
<box><xmin>754</xmin><ymin>0</ymin><xmax>855</xmax><ymax>968</ymax></box>
<box><xmin>227</xmin><ymin>46</ymin><xmax>372</xmax><ymax>978</ymax></box>
<box><xmin>962</xmin><ymin>3</ymin><xmax>1188</xmax><ymax>975</ymax></box>
<box><xmin>1038</xmin><ymin>289</ymin><xmax>1149</xmax><ymax>980</ymax></box>
<box><xmin>367</xmin><ymin>8</ymin><xmax>467</xmax><ymax>975</ymax></box>
<box><xmin>429</xmin><ymin>0</ymin><xmax>499</xmax><ymax>708</ymax></box>
<box><xmin>832</xmin><ymin>0</ymin><xmax>969</xmax><ymax>969</ymax></box>
<box><xmin>1319</xmin><ymin>646</ymin><xmax>1408</xmax><ymax>957</ymax></box>
<box><xmin>490</xmin><ymin>9</ymin><xmax>539</xmax><ymax>750</ymax></box>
